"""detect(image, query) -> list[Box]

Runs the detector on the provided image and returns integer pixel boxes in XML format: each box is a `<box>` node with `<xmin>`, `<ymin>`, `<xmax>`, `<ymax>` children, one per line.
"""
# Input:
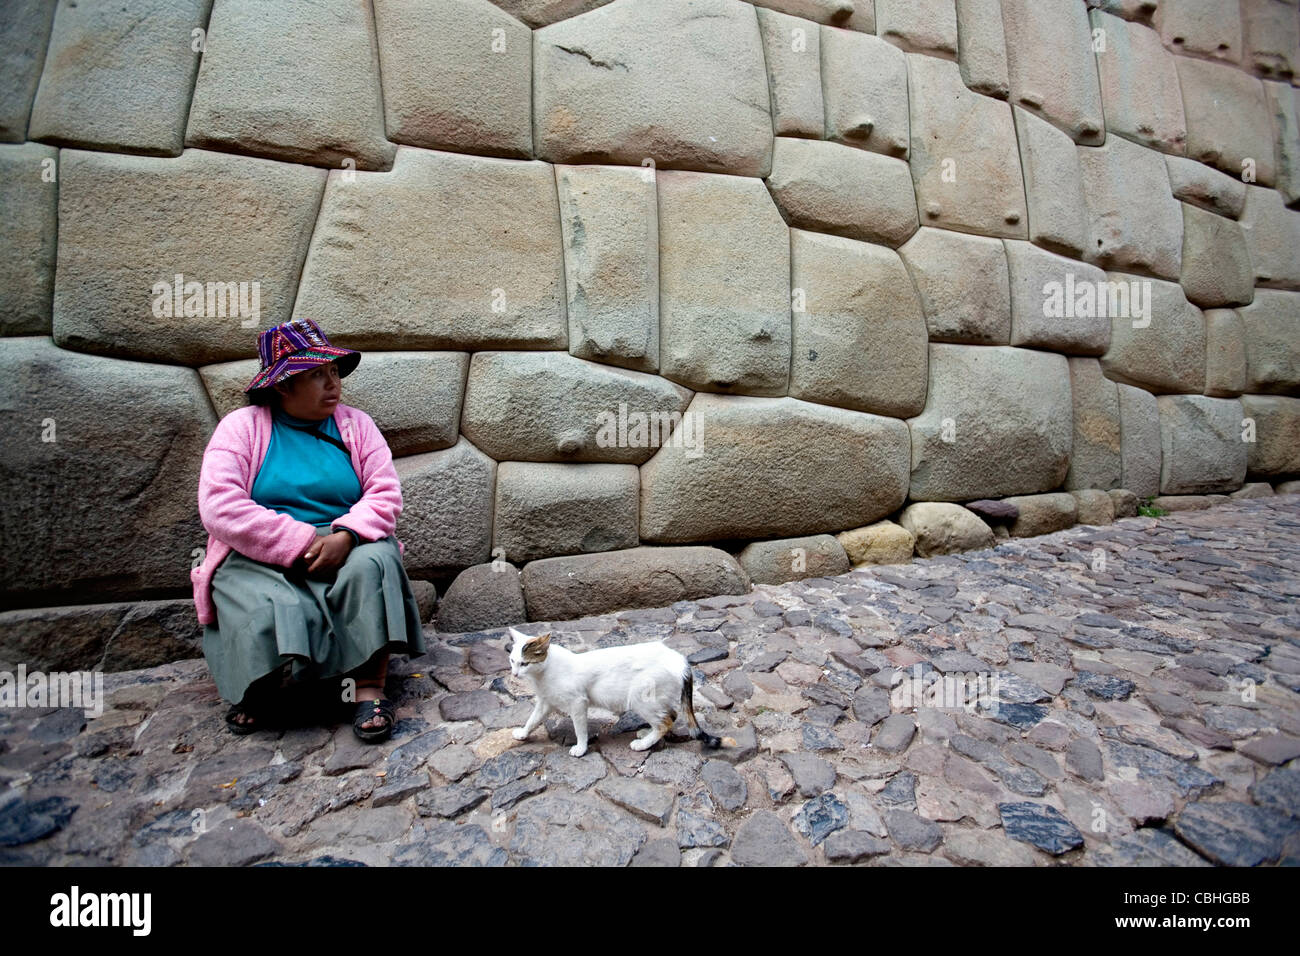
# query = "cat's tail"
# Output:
<box><xmin>681</xmin><ymin>668</ymin><xmax>737</xmax><ymax>749</ymax></box>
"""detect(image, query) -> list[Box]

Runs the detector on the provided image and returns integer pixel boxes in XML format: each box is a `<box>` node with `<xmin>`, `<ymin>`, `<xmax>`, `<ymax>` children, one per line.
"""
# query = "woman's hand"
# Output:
<box><xmin>301</xmin><ymin>530</ymin><xmax>354</xmax><ymax>576</ymax></box>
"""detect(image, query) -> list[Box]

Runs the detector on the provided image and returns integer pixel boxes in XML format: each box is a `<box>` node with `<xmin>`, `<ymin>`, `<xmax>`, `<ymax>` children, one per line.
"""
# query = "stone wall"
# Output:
<box><xmin>1</xmin><ymin>0</ymin><xmax>1299</xmax><ymax>667</ymax></box>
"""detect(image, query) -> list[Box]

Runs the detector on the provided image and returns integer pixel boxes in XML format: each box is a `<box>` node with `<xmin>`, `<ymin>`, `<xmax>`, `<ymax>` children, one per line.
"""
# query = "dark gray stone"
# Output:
<box><xmin>793</xmin><ymin>792</ymin><xmax>850</xmax><ymax>846</ymax></box>
<box><xmin>701</xmin><ymin>759</ymin><xmax>748</xmax><ymax>811</ymax></box>
<box><xmin>509</xmin><ymin>791</ymin><xmax>648</xmax><ymax>866</ymax></box>
<box><xmin>415</xmin><ymin>784</ymin><xmax>489</xmax><ymax>819</ymax></box>
<box><xmin>491</xmin><ymin>775</ymin><xmax>548</xmax><ymax>810</ymax></box>
<box><xmin>475</xmin><ymin>748</ymin><xmax>544</xmax><ymax>788</ymax></box>
<box><xmin>998</xmin><ymin>801</ymin><xmax>1084</xmax><ymax>855</ymax></box>
<box><xmin>780</xmin><ymin>752</ymin><xmax>837</xmax><ymax>797</ymax></box>
<box><xmin>542</xmin><ymin>750</ymin><xmax>607</xmax><ymax>791</ymax></box>
<box><xmin>1173</xmin><ymin>800</ymin><xmax>1295</xmax><ymax>866</ymax></box>
<box><xmin>731</xmin><ymin>810</ymin><xmax>808</xmax><ymax>866</ymax></box>
<box><xmin>823</xmin><ymin>828</ymin><xmax>891</xmax><ymax>862</ymax></box>
<box><xmin>1250</xmin><ymin>767</ymin><xmax>1300</xmax><ymax>818</ymax></box>
<box><xmin>1073</xmin><ymin>670</ymin><xmax>1135</xmax><ymax>700</ymax></box>
<box><xmin>393</xmin><ymin>821</ymin><xmax>508</xmax><ymax>866</ymax></box>
<box><xmin>878</xmin><ymin>771</ymin><xmax>918</xmax><ymax>809</ymax></box>
<box><xmin>676</xmin><ymin>808</ymin><xmax>730</xmax><ymax>848</ymax></box>
<box><xmin>873</xmin><ymin>714</ymin><xmax>916</xmax><ymax>752</ymax></box>
<box><xmin>631</xmin><ymin>837</ymin><xmax>682</xmax><ymax>866</ymax></box>
<box><xmin>187</xmin><ymin>820</ymin><xmax>279</xmax><ymax>866</ymax></box>
<box><xmin>803</xmin><ymin>723</ymin><xmax>844</xmax><ymax>752</ymax></box>
<box><xmin>852</xmin><ymin>687</ymin><xmax>892</xmax><ymax>726</ymax></box>
<box><xmin>0</xmin><ymin>794</ymin><xmax>76</xmax><ymax>847</ymax></box>
<box><xmin>1105</xmin><ymin>740</ymin><xmax>1220</xmax><ymax>796</ymax></box>
<box><xmin>595</xmin><ymin>777</ymin><xmax>676</xmax><ymax>825</ymax></box>
<box><xmin>883</xmin><ymin>809</ymin><xmax>943</xmax><ymax>852</ymax></box>
<box><xmin>439</xmin><ymin>690</ymin><xmax>500</xmax><ymax>721</ymax></box>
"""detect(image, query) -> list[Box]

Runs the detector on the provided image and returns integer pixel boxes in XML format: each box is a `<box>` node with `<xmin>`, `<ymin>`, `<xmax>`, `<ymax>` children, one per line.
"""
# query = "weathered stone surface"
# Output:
<box><xmin>1066</xmin><ymin>357</ymin><xmax>1123</xmax><ymax>490</ymax></box>
<box><xmin>1005</xmin><ymin>493</ymin><xmax>1078</xmax><ymax>537</ymax></box>
<box><xmin>1158</xmin><ymin>395</ymin><xmax>1248</xmax><ymax>494</ymax></box>
<box><xmin>641</xmin><ymin>393</ymin><xmax>910</xmax><ymax>542</ymax></box>
<box><xmin>1230</xmin><ymin>481</ymin><xmax>1276</xmax><ymax>499</ymax></box>
<box><xmin>595</xmin><ymin>776</ymin><xmax>675</xmax><ymax>825</ymax></box>
<box><xmin>1005</xmin><ymin>239</ymin><xmax>1110</xmax><ymax>354</ymax></box>
<box><xmin>1240</xmin><ymin>396</ymin><xmax>1300</xmax><ymax>477</ymax></box>
<box><xmin>1241</xmin><ymin>187</ymin><xmax>1300</xmax><ymax>290</ymax></box>
<box><xmin>1078</xmin><ymin>134</ymin><xmax>1184</xmax><ymax>280</ymax></box>
<box><xmin>731</xmin><ymin>809</ymin><xmax>808</xmax><ymax>865</ymax></box>
<box><xmin>372</xmin><ymin>0</ymin><xmax>530</xmax><ymax>157</ymax></box>
<box><xmin>28</xmin><ymin>0</ymin><xmax>206</xmax><ymax>155</ymax></box>
<box><xmin>1238</xmin><ymin>732</ymin><xmax>1300</xmax><ymax>765</ymax></box>
<box><xmin>1264</xmin><ymin>80</ymin><xmax>1300</xmax><ymax>207</ymax></box>
<box><xmin>0</xmin><ymin>0</ymin><xmax>57</xmax><ymax>142</ymax></box>
<box><xmin>533</xmin><ymin>0</ymin><xmax>771</xmax><ymax>176</ymax></box>
<box><xmin>0</xmin><ymin>339</ymin><xmax>214</xmax><ymax>605</ymax></box>
<box><xmin>1250</xmin><ymin>766</ymin><xmax>1300</xmax><ymax>817</ymax></box>
<box><xmin>876</xmin><ymin>0</ymin><xmax>958</xmax><ymax>59</ymax></box>
<box><xmin>1090</xmin><ymin>10</ymin><xmax>1186</xmax><ymax>154</ymax></box>
<box><xmin>999</xmin><ymin>800</ymin><xmax>1084</xmax><ymax>854</ymax></box>
<box><xmin>494</xmin><ymin>462</ymin><xmax>638</xmax><ymax>562</ymax></box>
<box><xmin>520</xmin><ymin>546</ymin><xmax>749</xmax><ymax>619</ymax></box>
<box><xmin>484</xmin><ymin>0</ymin><xmax>614</xmax><ymax>29</ymax></box>
<box><xmin>1108</xmin><ymin>487</ymin><xmax>1139</xmax><ymax>517</ymax></box>
<box><xmin>837</xmin><ymin>522</ymin><xmax>915</xmax><ymax>568</ymax></box>
<box><xmin>751</xmin><ymin>0</ymin><xmax>874</xmax><ymax>33</ymax></box>
<box><xmin>555</xmin><ymin>163</ymin><xmax>658</xmax><ymax>373</ymax></box>
<box><xmin>1165</xmin><ymin>155</ymin><xmax>1247</xmax><ymax>219</ymax></box>
<box><xmin>186</xmin><ymin>0</ymin><xmax>395</xmax><ymax>170</ymax></box>
<box><xmin>1100</xmin><ymin>275</ymin><xmax>1207</xmax><ymax>394</ymax></box>
<box><xmin>53</xmin><ymin>148</ymin><xmax>324</xmax><ymax>363</ymax></box>
<box><xmin>1118</xmin><ymin>385</ymin><xmax>1170</xmax><ymax>496</ymax></box>
<box><xmin>874</xmin><ymin>714</ymin><xmax>917</xmax><ymax>753</ymax></box>
<box><xmin>899</xmin><ymin>227</ymin><xmax>1011</xmax><ymax>345</ymax></box>
<box><xmin>823</xmin><ymin>828</ymin><xmax>891</xmax><ymax>862</ymax></box>
<box><xmin>1204</xmin><ymin>309</ymin><xmax>1247</xmax><ymax>398</ymax></box>
<box><xmin>768</xmin><ymin>138</ymin><xmax>919</xmax><ymax>247</ymax></box>
<box><xmin>510</xmin><ymin>791</ymin><xmax>647</xmax><ymax>865</ymax></box>
<box><xmin>1089</xmin><ymin>827</ymin><xmax>1213</xmax><ymax>866</ymax></box>
<box><xmin>1173</xmin><ymin>800</ymin><xmax>1293</xmax><ymax>866</ymax></box>
<box><xmin>780</xmin><ymin>752</ymin><xmax>836</xmax><ymax>796</ymax></box>
<box><xmin>908</xmin><ymin>345</ymin><xmax>1072</xmax><ymax>501</ymax></box>
<box><xmin>1242</xmin><ymin>0</ymin><xmax>1299</xmax><ymax>79</ymax></box>
<box><xmin>738</xmin><ymin>535</ymin><xmax>850</xmax><ymax>586</ymax></box>
<box><xmin>1001</xmin><ymin>0</ymin><xmax>1105</xmax><ymax>144</ymax></box>
<box><xmin>658</xmin><ymin>169</ymin><xmax>789</xmax><ymax>394</ymax></box>
<box><xmin>702</xmin><ymin>759</ymin><xmax>748</xmax><ymax>811</ymax></box>
<box><xmin>394</xmin><ymin>440</ymin><xmax>496</xmax><ymax>576</ymax></box>
<box><xmin>955</xmin><ymin>0</ymin><xmax>1009</xmax><ymax>97</ymax></box>
<box><xmin>1071</xmin><ymin>489</ymin><xmax>1116</xmax><ymax>525</ymax></box>
<box><xmin>295</xmin><ymin>148</ymin><xmax>566</xmax><ymax>351</ymax></box>
<box><xmin>1156</xmin><ymin>0</ymin><xmax>1242</xmax><ymax>62</ymax></box>
<box><xmin>755</xmin><ymin>8</ymin><xmax>823</xmax><ymax>138</ymax></box>
<box><xmin>908</xmin><ymin>54</ymin><xmax>1027</xmax><ymax>239</ymax></box>
<box><xmin>1013</xmin><ymin>106</ymin><xmax>1089</xmax><ymax>256</ymax></box>
<box><xmin>1177</xmin><ymin>56</ymin><xmax>1276</xmax><ymax>187</ymax></box>
<box><xmin>0</xmin><ymin>142</ymin><xmax>56</xmax><ymax>334</ymax></box>
<box><xmin>187</xmin><ymin>820</ymin><xmax>279</xmax><ymax>867</ymax></box>
<box><xmin>789</xmin><ymin>229</ymin><xmax>928</xmax><ymax>416</ymax></box>
<box><xmin>436</xmin><ymin>563</ymin><xmax>527</xmax><ymax>633</ymax></box>
<box><xmin>1241</xmin><ymin>292</ymin><xmax>1300</xmax><ymax>394</ymax></box>
<box><xmin>821</xmin><ymin>28</ymin><xmax>910</xmax><ymax>158</ymax></box>
<box><xmin>1180</xmin><ymin>204</ymin><xmax>1254</xmax><ymax>308</ymax></box>
<box><xmin>899</xmin><ymin>504</ymin><xmax>995</xmax><ymax>557</ymax></box>
<box><xmin>461</xmin><ymin>350</ymin><xmax>691</xmax><ymax>463</ymax></box>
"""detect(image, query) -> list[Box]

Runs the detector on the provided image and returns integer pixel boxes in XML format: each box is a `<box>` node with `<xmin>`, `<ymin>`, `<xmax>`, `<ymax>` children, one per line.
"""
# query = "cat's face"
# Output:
<box><xmin>507</xmin><ymin>627</ymin><xmax>551</xmax><ymax>677</ymax></box>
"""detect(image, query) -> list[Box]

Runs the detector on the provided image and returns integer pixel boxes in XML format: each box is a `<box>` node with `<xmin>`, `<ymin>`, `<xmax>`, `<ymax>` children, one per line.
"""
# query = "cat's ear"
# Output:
<box><xmin>522</xmin><ymin>632</ymin><xmax>551</xmax><ymax>662</ymax></box>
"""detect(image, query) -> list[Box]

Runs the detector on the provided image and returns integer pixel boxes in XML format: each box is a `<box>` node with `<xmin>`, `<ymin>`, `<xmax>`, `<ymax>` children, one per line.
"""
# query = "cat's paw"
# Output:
<box><xmin>512</xmin><ymin>727</ymin><xmax>528</xmax><ymax>741</ymax></box>
<box><xmin>629</xmin><ymin>737</ymin><xmax>653</xmax><ymax>751</ymax></box>
<box><xmin>569</xmin><ymin>744</ymin><xmax>587</xmax><ymax>757</ymax></box>
<box><xmin>634</xmin><ymin>727</ymin><xmax>651</xmax><ymax>738</ymax></box>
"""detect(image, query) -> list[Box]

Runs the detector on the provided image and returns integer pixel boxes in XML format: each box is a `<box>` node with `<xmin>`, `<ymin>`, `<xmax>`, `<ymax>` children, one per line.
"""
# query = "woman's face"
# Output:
<box><xmin>274</xmin><ymin>361</ymin><xmax>341</xmax><ymax>420</ymax></box>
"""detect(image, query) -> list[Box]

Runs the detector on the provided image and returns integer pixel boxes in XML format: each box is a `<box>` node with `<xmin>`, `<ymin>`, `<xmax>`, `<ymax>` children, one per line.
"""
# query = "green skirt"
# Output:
<box><xmin>201</xmin><ymin>534</ymin><xmax>427</xmax><ymax>706</ymax></box>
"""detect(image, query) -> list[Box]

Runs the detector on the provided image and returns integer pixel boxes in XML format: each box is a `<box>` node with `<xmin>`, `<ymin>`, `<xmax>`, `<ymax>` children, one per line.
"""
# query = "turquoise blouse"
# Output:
<box><xmin>251</xmin><ymin>405</ymin><xmax>363</xmax><ymax>532</ymax></box>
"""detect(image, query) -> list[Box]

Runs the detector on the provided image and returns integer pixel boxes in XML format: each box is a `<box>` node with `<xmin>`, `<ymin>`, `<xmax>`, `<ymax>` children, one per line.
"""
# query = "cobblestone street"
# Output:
<box><xmin>3</xmin><ymin>495</ymin><xmax>1299</xmax><ymax>866</ymax></box>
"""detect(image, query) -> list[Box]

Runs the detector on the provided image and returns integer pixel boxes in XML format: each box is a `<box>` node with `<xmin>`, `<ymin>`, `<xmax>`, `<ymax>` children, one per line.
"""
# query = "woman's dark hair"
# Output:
<box><xmin>246</xmin><ymin>385</ymin><xmax>281</xmax><ymax>407</ymax></box>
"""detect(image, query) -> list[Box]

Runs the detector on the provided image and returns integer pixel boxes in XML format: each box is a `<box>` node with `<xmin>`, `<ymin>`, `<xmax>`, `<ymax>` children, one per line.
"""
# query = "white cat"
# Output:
<box><xmin>507</xmin><ymin>627</ymin><xmax>735</xmax><ymax>758</ymax></box>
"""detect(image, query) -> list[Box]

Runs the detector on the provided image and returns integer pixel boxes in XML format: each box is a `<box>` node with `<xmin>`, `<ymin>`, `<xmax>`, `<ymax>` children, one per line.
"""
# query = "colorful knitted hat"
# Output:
<box><xmin>244</xmin><ymin>318</ymin><xmax>360</xmax><ymax>393</ymax></box>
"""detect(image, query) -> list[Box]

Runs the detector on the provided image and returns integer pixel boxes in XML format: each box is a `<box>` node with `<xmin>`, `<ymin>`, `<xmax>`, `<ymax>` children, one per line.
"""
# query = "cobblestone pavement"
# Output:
<box><xmin>3</xmin><ymin>496</ymin><xmax>1299</xmax><ymax>866</ymax></box>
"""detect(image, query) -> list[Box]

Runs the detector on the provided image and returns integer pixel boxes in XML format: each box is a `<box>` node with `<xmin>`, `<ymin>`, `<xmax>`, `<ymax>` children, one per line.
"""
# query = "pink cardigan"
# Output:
<box><xmin>191</xmin><ymin>402</ymin><xmax>406</xmax><ymax>626</ymax></box>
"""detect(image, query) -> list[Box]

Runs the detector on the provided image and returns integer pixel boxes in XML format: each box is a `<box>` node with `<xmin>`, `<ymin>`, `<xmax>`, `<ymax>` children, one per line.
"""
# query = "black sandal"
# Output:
<box><xmin>353</xmin><ymin>698</ymin><xmax>396</xmax><ymax>743</ymax></box>
<box><xmin>225</xmin><ymin>703</ymin><xmax>263</xmax><ymax>735</ymax></box>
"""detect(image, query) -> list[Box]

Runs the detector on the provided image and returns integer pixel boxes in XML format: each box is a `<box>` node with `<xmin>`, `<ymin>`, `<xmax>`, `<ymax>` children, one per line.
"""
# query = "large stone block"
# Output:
<box><xmin>522</xmin><ymin>546</ymin><xmax>750</xmax><ymax>620</ymax></box>
<box><xmin>556</xmin><ymin>164</ymin><xmax>658</xmax><ymax>372</ymax></box>
<box><xmin>485</xmin><ymin>0</ymin><xmax>615</xmax><ymax>29</ymax></box>
<box><xmin>1001</xmin><ymin>0</ymin><xmax>1105</xmax><ymax>144</ymax></box>
<box><xmin>1155</xmin><ymin>0</ymin><xmax>1242</xmax><ymax>62</ymax></box>
<box><xmin>1013</xmin><ymin>107</ymin><xmax>1090</xmax><ymax>257</ymax></box>
<box><xmin>461</xmin><ymin>351</ymin><xmax>693</xmax><ymax>463</ymax></box>
<box><xmin>657</xmin><ymin>169</ymin><xmax>790</xmax><ymax>395</ymax></box>
<box><xmin>1088</xmin><ymin>0</ymin><xmax>1158</xmax><ymax>25</ymax></box>
<box><xmin>1072</xmin><ymin>488</ymin><xmax>1115</xmax><ymax>525</ymax></box>
<box><xmin>494</xmin><ymin>461</ymin><xmax>639</xmax><ymax>562</ymax></box>
<box><xmin>789</xmin><ymin>229</ymin><xmax>928</xmax><ymax>417</ymax></box>
<box><xmin>1240</xmin><ymin>395</ymin><xmax>1300</xmax><ymax>476</ymax></box>
<box><xmin>737</xmin><ymin>534</ymin><xmax>850</xmax><ymax>585</ymax></box>
<box><xmin>27</xmin><ymin>0</ymin><xmax>208</xmax><ymax>155</ymax></box>
<box><xmin>1117</xmin><ymin>382</ymin><xmax>1162</xmax><ymax>497</ymax></box>
<box><xmin>0</xmin><ymin>338</ymin><xmax>216</xmax><ymax>604</ymax></box>
<box><xmin>1179</xmin><ymin>203</ymin><xmax>1255</xmax><ymax>308</ymax></box>
<box><xmin>436</xmin><ymin>563</ymin><xmax>527</xmax><ymax>633</ymax></box>
<box><xmin>1090</xmin><ymin>10</ymin><xmax>1187</xmax><ymax>154</ymax></box>
<box><xmin>898</xmin><ymin>227</ymin><xmax>1011</xmax><ymax>345</ymax></box>
<box><xmin>908</xmin><ymin>345</ymin><xmax>1073</xmax><ymax>501</ymax></box>
<box><xmin>199</xmin><ymin>351</ymin><xmax>470</xmax><ymax>457</ymax></box>
<box><xmin>1157</xmin><ymin>395</ymin><xmax>1248</xmax><ymax>493</ymax></box>
<box><xmin>1100</xmin><ymin>274</ymin><xmax>1206</xmax><ymax>394</ymax></box>
<box><xmin>640</xmin><ymin>394</ymin><xmax>911</xmax><ymax>542</ymax></box>
<box><xmin>1004</xmin><ymin>240</ymin><xmax>1110</xmax><ymax>355</ymax></box>
<box><xmin>1177</xmin><ymin>56</ymin><xmax>1275</xmax><ymax>187</ymax></box>
<box><xmin>907</xmin><ymin>54</ymin><xmax>1027</xmax><ymax>239</ymax></box>
<box><xmin>1239</xmin><ymin>290</ymin><xmax>1300</xmax><ymax>394</ymax></box>
<box><xmin>766</xmin><ymin>137</ymin><xmax>919</xmax><ymax>247</ymax></box>
<box><xmin>750</xmin><ymin>0</ymin><xmax>874</xmax><ymax>33</ymax></box>
<box><xmin>821</xmin><ymin>27</ymin><xmax>911</xmax><ymax>158</ymax></box>
<box><xmin>1263</xmin><ymin>81</ymin><xmax>1300</xmax><ymax>207</ymax></box>
<box><xmin>876</xmin><ymin>0</ymin><xmax>958</xmax><ymax>59</ymax></box>
<box><xmin>1165</xmin><ymin>155</ymin><xmax>1247</xmax><ymax>219</ymax></box>
<box><xmin>372</xmin><ymin>0</ymin><xmax>532</xmax><ymax>157</ymax></box>
<box><xmin>0</xmin><ymin>142</ymin><xmax>57</xmax><ymax>335</ymax></box>
<box><xmin>1204</xmin><ymin>309</ymin><xmax>1247</xmax><ymax>398</ymax></box>
<box><xmin>0</xmin><ymin>0</ymin><xmax>57</xmax><ymax>142</ymax></box>
<box><xmin>394</xmin><ymin>439</ymin><xmax>496</xmax><ymax>576</ymax></box>
<box><xmin>898</xmin><ymin>503</ymin><xmax>995</xmax><ymax>557</ymax></box>
<box><xmin>1240</xmin><ymin>185</ymin><xmax>1300</xmax><ymax>288</ymax></box>
<box><xmin>53</xmin><ymin>148</ymin><xmax>325</xmax><ymax>364</ymax></box>
<box><xmin>1005</xmin><ymin>493</ymin><xmax>1078</xmax><ymax>537</ymax></box>
<box><xmin>0</xmin><ymin>600</ymin><xmax>200</xmax><ymax>673</ymax></box>
<box><xmin>1078</xmin><ymin>133</ymin><xmax>1184</xmax><ymax>281</ymax></box>
<box><xmin>955</xmin><ymin>0</ymin><xmax>1009</xmax><ymax>97</ymax></box>
<box><xmin>756</xmin><ymin>7</ymin><xmax>824</xmax><ymax>138</ymax></box>
<box><xmin>185</xmin><ymin>0</ymin><xmax>395</xmax><ymax>170</ymax></box>
<box><xmin>1241</xmin><ymin>0</ymin><xmax>1298</xmax><ymax>79</ymax></box>
<box><xmin>837</xmin><ymin>521</ymin><xmax>916</xmax><ymax>567</ymax></box>
<box><xmin>1066</xmin><ymin>358</ymin><xmax>1123</xmax><ymax>491</ymax></box>
<box><xmin>295</xmin><ymin>148</ymin><xmax>567</xmax><ymax>351</ymax></box>
<box><xmin>534</xmin><ymin>0</ymin><xmax>772</xmax><ymax>176</ymax></box>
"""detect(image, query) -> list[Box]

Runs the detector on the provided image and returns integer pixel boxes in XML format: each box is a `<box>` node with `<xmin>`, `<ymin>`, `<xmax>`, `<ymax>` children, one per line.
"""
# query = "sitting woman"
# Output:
<box><xmin>190</xmin><ymin>318</ymin><xmax>426</xmax><ymax>743</ymax></box>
